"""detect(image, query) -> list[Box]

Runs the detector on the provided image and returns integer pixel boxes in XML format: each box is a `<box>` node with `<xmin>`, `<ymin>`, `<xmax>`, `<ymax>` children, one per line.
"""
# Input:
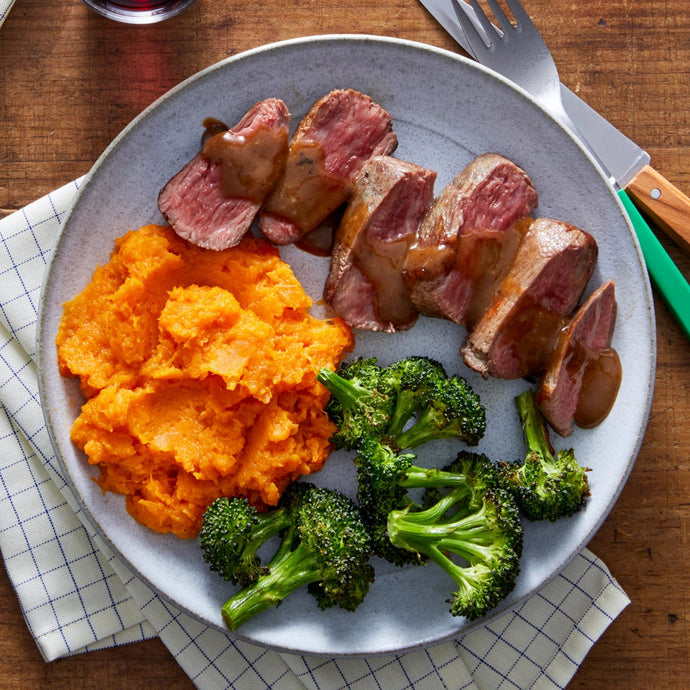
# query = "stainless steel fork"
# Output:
<box><xmin>452</xmin><ymin>0</ymin><xmax>616</xmax><ymax>187</ymax></box>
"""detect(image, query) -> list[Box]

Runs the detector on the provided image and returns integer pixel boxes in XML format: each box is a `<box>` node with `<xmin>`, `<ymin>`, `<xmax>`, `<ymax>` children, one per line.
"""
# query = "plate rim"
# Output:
<box><xmin>36</xmin><ymin>33</ymin><xmax>657</xmax><ymax>657</ymax></box>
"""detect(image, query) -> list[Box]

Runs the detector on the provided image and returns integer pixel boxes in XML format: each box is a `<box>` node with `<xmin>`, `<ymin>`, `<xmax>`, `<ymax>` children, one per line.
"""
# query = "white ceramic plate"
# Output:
<box><xmin>37</xmin><ymin>35</ymin><xmax>655</xmax><ymax>656</ymax></box>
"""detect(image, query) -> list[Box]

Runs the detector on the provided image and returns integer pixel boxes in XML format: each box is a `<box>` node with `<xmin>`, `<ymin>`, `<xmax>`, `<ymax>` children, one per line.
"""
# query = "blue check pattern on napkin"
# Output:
<box><xmin>0</xmin><ymin>0</ymin><xmax>14</xmax><ymax>26</ymax></box>
<box><xmin>0</xmin><ymin>180</ymin><xmax>630</xmax><ymax>689</ymax></box>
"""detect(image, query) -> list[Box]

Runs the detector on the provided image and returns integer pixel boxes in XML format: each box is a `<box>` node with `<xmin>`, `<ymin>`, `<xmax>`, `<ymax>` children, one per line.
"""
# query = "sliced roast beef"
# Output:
<box><xmin>158</xmin><ymin>98</ymin><xmax>290</xmax><ymax>250</ymax></box>
<box><xmin>324</xmin><ymin>156</ymin><xmax>437</xmax><ymax>332</ymax></box>
<box><xmin>403</xmin><ymin>153</ymin><xmax>538</xmax><ymax>328</ymax></box>
<box><xmin>535</xmin><ymin>280</ymin><xmax>621</xmax><ymax>436</ymax></box>
<box><xmin>461</xmin><ymin>218</ymin><xmax>598</xmax><ymax>380</ymax></box>
<box><xmin>258</xmin><ymin>89</ymin><xmax>398</xmax><ymax>245</ymax></box>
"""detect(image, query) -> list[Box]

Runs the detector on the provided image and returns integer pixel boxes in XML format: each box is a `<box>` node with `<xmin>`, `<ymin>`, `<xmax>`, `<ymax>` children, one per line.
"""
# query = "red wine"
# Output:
<box><xmin>80</xmin><ymin>0</ymin><xmax>197</xmax><ymax>23</ymax></box>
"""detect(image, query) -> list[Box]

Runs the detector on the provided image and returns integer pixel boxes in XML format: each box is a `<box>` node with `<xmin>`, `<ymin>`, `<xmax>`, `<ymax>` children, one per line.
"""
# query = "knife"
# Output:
<box><xmin>419</xmin><ymin>0</ymin><xmax>690</xmax><ymax>338</ymax></box>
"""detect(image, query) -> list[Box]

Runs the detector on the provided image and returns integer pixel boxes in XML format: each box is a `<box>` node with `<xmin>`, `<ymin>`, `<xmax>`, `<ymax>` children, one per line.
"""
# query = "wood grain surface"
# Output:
<box><xmin>1</xmin><ymin>0</ymin><xmax>688</xmax><ymax>687</ymax></box>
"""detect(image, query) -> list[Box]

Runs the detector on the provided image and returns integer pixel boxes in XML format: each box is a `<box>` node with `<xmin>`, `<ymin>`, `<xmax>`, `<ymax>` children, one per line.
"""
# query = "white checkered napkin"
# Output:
<box><xmin>0</xmin><ymin>179</ymin><xmax>156</xmax><ymax>659</ymax></box>
<box><xmin>0</xmin><ymin>0</ymin><xmax>15</xmax><ymax>27</ymax></box>
<box><xmin>0</xmin><ymin>181</ymin><xmax>630</xmax><ymax>689</ymax></box>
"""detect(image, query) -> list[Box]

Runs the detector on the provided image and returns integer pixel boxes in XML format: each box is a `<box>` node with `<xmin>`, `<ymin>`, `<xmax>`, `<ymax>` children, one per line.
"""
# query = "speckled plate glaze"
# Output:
<box><xmin>37</xmin><ymin>35</ymin><xmax>655</xmax><ymax>656</ymax></box>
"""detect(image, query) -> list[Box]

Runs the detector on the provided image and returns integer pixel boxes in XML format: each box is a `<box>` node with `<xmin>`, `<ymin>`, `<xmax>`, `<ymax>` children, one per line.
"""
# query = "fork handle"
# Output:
<box><xmin>619</xmin><ymin>189</ymin><xmax>690</xmax><ymax>340</ymax></box>
<box><xmin>626</xmin><ymin>165</ymin><xmax>690</xmax><ymax>255</ymax></box>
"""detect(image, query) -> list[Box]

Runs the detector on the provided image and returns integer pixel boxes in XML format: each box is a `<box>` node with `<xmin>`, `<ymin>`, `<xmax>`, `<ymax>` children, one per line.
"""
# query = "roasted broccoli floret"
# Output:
<box><xmin>317</xmin><ymin>356</ymin><xmax>485</xmax><ymax>450</ymax></box>
<box><xmin>499</xmin><ymin>389</ymin><xmax>591</xmax><ymax>522</ymax></box>
<box><xmin>199</xmin><ymin>496</ymin><xmax>289</xmax><ymax>587</ymax></box>
<box><xmin>353</xmin><ymin>437</ymin><xmax>424</xmax><ymax>566</ymax></box>
<box><xmin>383</xmin><ymin>356</ymin><xmax>448</xmax><ymax>438</ymax></box>
<box><xmin>315</xmin><ymin>355</ymin><xmax>521</xmax><ymax>619</ymax></box>
<box><xmin>355</xmin><ymin>438</ymin><xmax>499</xmax><ymax>566</ymax></box>
<box><xmin>201</xmin><ymin>483</ymin><xmax>375</xmax><ymax>630</ymax></box>
<box><xmin>316</xmin><ymin>358</ymin><xmax>396</xmax><ymax>450</ymax></box>
<box><xmin>386</xmin><ymin>362</ymin><xmax>486</xmax><ymax>449</ymax></box>
<box><xmin>386</xmin><ymin>451</ymin><xmax>523</xmax><ymax>620</ymax></box>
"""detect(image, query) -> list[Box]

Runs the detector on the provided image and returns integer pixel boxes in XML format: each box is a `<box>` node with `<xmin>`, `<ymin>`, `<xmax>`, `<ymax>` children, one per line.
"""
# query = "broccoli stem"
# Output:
<box><xmin>394</xmin><ymin>408</ymin><xmax>447</xmax><ymax>449</ymax></box>
<box><xmin>388</xmin><ymin>488</ymin><xmax>466</xmax><ymax>544</ymax></box>
<box><xmin>386</xmin><ymin>390</ymin><xmax>420</xmax><ymax>438</ymax></box>
<box><xmin>515</xmin><ymin>390</ymin><xmax>553</xmax><ymax>463</ymax></box>
<box><xmin>400</xmin><ymin>466</ymin><xmax>474</xmax><ymax>490</ymax></box>
<box><xmin>316</xmin><ymin>368</ymin><xmax>367</xmax><ymax>410</ymax></box>
<box><xmin>221</xmin><ymin>542</ymin><xmax>321</xmax><ymax>630</ymax></box>
<box><xmin>388</xmin><ymin>497</ymin><xmax>497</xmax><ymax>575</ymax></box>
<box><xmin>240</xmin><ymin>507</ymin><xmax>290</xmax><ymax>561</ymax></box>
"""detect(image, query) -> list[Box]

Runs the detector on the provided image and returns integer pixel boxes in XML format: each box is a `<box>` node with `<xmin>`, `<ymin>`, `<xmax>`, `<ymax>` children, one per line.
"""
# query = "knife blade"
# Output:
<box><xmin>419</xmin><ymin>0</ymin><xmax>690</xmax><ymax>339</ymax></box>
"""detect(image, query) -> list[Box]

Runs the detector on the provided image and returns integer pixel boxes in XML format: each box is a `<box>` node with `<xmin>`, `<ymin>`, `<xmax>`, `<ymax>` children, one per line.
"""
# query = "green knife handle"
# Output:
<box><xmin>619</xmin><ymin>189</ymin><xmax>690</xmax><ymax>340</ymax></box>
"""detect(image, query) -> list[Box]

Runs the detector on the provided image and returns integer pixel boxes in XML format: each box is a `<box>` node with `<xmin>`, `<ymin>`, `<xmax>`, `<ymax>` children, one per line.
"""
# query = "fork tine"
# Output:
<box><xmin>484</xmin><ymin>0</ymin><xmax>515</xmax><ymax>34</ymax></box>
<box><xmin>503</xmin><ymin>0</ymin><xmax>531</xmax><ymax>26</ymax></box>
<box><xmin>468</xmin><ymin>0</ymin><xmax>500</xmax><ymax>38</ymax></box>
<box><xmin>451</xmin><ymin>0</ymin><xmax>497</xmax><ymax>49</ymax></box>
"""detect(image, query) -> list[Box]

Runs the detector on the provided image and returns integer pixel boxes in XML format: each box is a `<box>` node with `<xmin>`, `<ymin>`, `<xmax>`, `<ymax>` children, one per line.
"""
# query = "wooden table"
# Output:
<box><xmin>1</xmin><ymin>0</ymin><xmax>688</xmax><ymax>687</ymax></box>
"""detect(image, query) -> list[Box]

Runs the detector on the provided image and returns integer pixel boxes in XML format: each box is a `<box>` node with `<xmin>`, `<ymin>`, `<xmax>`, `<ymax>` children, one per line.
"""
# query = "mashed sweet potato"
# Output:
<box><xmin>56</xmin><ymin>224</ymin><xmax>353</xmax><ymax>538</ymax></box>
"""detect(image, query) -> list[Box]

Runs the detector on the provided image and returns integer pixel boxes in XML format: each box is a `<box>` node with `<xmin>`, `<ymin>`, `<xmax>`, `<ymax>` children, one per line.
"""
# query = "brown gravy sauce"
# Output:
<box><xmin>201</xmin><ymin>120</ymin><xmax>289</xmax><ymax>203</ymax></box>
<box><xmin>495</xmin><ymin>298</ymin><xmax>568</xmax><ymax>378</ymax></box>
<box><xmin>462</xmin><ymin>218</ymin><xmax>532</xmax><ymax>329</ymax></box>
<box><xmin>263</xmin><ymin>140</ymin><xmax>349</xmax><ymax>232</ymax></box>
<box><xmin>201</xmin><ymin>117</ymin><xmax>229</xmax><ymax>145</ymax></box>
<box><xmin>334</xmin><ymin>197</ymin><xmax>417</xmax><ymax>326</ymax></box>
<box><xmin>356</xmin><ymin>231</ymin><xmax>417</xmax><ymax>326</ymax></box>
<box><xmin>401</xmin><ymin>241</ymin><xmax>456</xmax><ymax>282</ymax></box>
<box><xmin>573</xmin><ymin>347</ymin><xmax>622</xmax><ymax>429</ymax></box>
